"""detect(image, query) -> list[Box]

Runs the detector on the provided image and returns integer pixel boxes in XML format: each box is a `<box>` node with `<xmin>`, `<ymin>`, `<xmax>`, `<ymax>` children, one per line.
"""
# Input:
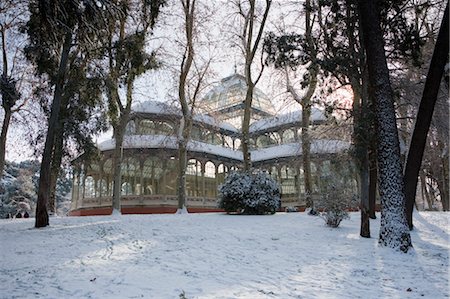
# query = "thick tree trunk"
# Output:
<box><xmin>35</xmin><ymin>31</ymin><xmax>72</xmax><ymax>228</ymax></box>
<box><xmin>0</xmin><ymin>108</ymin><xmax>11</xmax><ymax>176</ymax></box>
<box><xmin>111</xmin><ymin>119</ymin><xmax>127</xmax><ymax>213</ymax></box>
<box><xmin>177</xmin><ymin>128</ymin><xmax>188</xmax><ymax>210</ymax></box>
<box><xmin>358</xmin><ymin>0</ymin><xmax>412</xmax><ymax>252</ymax></box>
<box><xmin>404</xmin><ymin>2</ymin><xmax>449</xmax><ymax>230</ymax></box>
<box><xmin>0</xmin><ymin>25</ymin><xmax>12</xmax><ymax>178</ymax></box>
<box><xmin>242</xmin><ymin>77</ymin><xmax>254</xmax><ymax>171</ymax></box>
<box><xmin>368</xmin><ymin>141</ymin><xmax>377</xmax><ymax>219</ymax></box>
<box><xmin>176</xmin><ymin>115</ymin><xmax>193</xmax><ymax>211</ymax></box>
<box><xmin>48</xmin><ymin>122</ymin><xmax>65</xmax><ymax>215</ymax></box>
<box><xmin>301</xmin><ymin>0</ymin><xmax>317</xmax><ymax>213</ymax></box>
<box><xmin>302</xmin><ymin>102</ymin><xmax>313</xmax><ymax>210</ymax></box>
<box><xmin>440</xmin><ymin>153</ymin><xmax>449</xmax><ymax>211</ymax></box>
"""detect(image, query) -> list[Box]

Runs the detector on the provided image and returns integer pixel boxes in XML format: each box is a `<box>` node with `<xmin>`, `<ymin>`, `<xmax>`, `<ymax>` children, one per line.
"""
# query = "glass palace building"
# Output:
<box><xmin>70</xmin><ymin>74</ymin><xmax>355</xmax><ymax>215</ymax></box>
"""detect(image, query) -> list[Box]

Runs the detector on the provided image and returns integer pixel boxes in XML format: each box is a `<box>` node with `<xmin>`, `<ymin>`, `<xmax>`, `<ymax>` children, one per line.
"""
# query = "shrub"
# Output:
<box><xmin>218</xmin><ymin>170</ymin><xmax>281</xmax><ymax>215</ymax></box>
<box><xmin>316</xmin><ymin>177</ymin><xmax>358</xmax><ymax>227</ymax></box>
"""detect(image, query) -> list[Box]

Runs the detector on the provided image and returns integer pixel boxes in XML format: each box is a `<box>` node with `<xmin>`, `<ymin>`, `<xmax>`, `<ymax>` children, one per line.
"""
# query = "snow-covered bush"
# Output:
<box><xmin>218</xmin><ymin>170</ymin><xmax>281</xmax><ymax>215</ymax></box>
<box><xmin>316</xmin><ymin>177</ymin><xmax>358</xmax><ymax>227</ymax></box>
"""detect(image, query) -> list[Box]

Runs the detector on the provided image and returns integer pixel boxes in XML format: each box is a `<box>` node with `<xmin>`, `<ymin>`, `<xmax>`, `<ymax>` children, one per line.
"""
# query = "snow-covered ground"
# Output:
<box><xmin>0</xmin><ymin>212</ymin><xmax>449</xmax><ymax>299</ymax></box>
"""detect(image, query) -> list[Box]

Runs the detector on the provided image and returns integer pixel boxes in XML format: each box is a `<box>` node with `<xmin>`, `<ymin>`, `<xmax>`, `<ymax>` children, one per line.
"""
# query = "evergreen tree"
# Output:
<box><xmin>25</xmin><ymin>0</ymin><xmax>120</xmax><ymax>227</ymax></box>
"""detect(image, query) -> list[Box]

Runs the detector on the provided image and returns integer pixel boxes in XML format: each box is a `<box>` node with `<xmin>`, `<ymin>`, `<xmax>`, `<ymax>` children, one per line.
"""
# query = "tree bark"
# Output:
<box><xmin>240</xmin><ymin>0</ymin><xmax>271</xmax><ymax>171</ymax></box>
<box><xmin>242</xmin><ymin>83</ymin><xmax>254</xmax><ymax>171</ymax></box>
<box><xmin>368</xmin><ymin>139</ymin><xmax>377</xmax><ymax>219</ymax></box>
<box><xmin>177</xmin><ymin>117</ymin><xmax>190</xmax><ymax>210</ymax></box>
<box><xmin>35</xmin><ymin>31</ymin><xmax>72</xmax><ymax>228</ymax></box>
<box><xmin>404</xmin><ymin>1</ymin><xmax>449</xmax><ymax>230</ymax></box>
<box><xmin>358</xmin><ymin>0</ymin><xmax>412</xmax><ymax>252</ymax></box>
<box><xmin>111</xmin><ymin>107</ymin><xmax>130</xmax><ymax>213</ymax></box>
<box><xmin>176</xmin><ymin>0</ymin><xmax>196</xmax><ymax>211</ymax></box>
<box><xmin>48</xmin><ymin>119</ymin><xmax>65</xmax><ymax>215</ymax></box>
<box><xmin>0</xmin><ymin>108</ymin><xmax>11</xmax><ymax>176</ymax></box>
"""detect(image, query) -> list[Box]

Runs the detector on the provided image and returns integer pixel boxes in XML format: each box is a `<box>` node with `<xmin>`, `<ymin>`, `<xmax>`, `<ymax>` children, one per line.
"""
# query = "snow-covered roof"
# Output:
<box><xmin>252</xmin><ymin>140</ymin><xmax>350</xmax><ymax>162</ymax></box>
<box><xmin>131</xmin><ymin>100</ymin><xmax>239</xmax><ymax>134</ymax></box>
<box><xmin>98</xmin><ymin>135</ymin><xmax>242</xmax><ymax>161</ymax></box>
<box><xmin>132</xmin><ymin>101</ymin><xmax>178</xmax><ymax>116</ymax></box>
<box><xmin>249</xmin><ymin>109</ymin><xmax>327</xmax><ymax>134</ymax></box>
<box><xmin>192</xmin><ymin>114</ymin><xmax>239</xmax><ymax>134</ymax></box>
<box><xmin>98</xmin><ymin>135</ymin><xmax>350</xmax><ymax>162</ymax></box>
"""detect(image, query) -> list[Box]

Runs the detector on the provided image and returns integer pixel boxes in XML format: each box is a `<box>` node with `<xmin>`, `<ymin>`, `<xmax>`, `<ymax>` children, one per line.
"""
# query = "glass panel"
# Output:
<box><xmin>84</xmin><ymin>176</ymin><xmax>95</xmax><ymax>198</ymax></box>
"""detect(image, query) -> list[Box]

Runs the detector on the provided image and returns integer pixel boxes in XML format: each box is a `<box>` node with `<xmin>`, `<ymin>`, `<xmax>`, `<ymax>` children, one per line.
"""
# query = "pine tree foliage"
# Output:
<box><xmin>0</xmin><ymin>161</ymin><xmax>71</xmax><ymax>218</ymax></box>
<box><xmin>218</xmin><ymin>171</ymin><xmax>281</xmax><ymax>215</ymax></box>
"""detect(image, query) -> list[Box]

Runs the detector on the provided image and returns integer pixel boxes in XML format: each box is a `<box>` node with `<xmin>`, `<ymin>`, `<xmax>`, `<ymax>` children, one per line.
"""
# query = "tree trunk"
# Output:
<box><xmin>302</xmin><ymin>101</ymin><xmax>313</xmax><ymax>210</ymax></box>
<box><xmin>404</xmin><ymin>1</ymin><xmax>449</xmax><ymax>230</ymax></box>
<box><xmin>368</xmin><ymin>140</ymin><xmax>377</xmax><ymax>219</ymax></box>
<box><xmin>358</xmin><ymin>0</ymin><xmax>412</xmax><ymax>252</ymax></box>
<box><xmin>35</xmin><ymin>31</ymin><xmax>72</xmax><ymax>228</ymax></box>
<box><xmin>301</xmin><ymin>0</ymin><xmax>317</xmax><ymax>213</ymax></box>
<box><xmin>242</xmin><ymin>76</ymin><xmax>254</xmax><ymax>171</ymax></box>
<box><xmin>0</xmin><ymin>108</ymin><xmax>11</xmax><ymax>176</ymax></box>
<box><xmin>177</xmin><ymin>119</ymin><xmax>189</xmax><ymax>210</ymax></box>
<box><xmin>111</xmin><ymin>118</ymin><xmax>127</xmax><ymax>213</ymax></box>
<box><xmin>48</xmin><ymin>121</ymin><xmax>65</xmax><ymax>215</ymax></box>
<box><xmin>440</xmin><ymin>153</ymin><xmax>449</xmax><ymax>211</ymax></box>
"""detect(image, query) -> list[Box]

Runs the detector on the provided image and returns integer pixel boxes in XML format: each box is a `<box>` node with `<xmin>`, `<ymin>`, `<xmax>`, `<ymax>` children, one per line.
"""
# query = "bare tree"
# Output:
<box><xmin>233</xmin><ymin>0</ymin><xmax>272</xmax><ymax>171</ymax></box>
<box><xmin>175</xmin><ymin>0</ymin><xmax>212</xmax><ymax>212</ymax></box>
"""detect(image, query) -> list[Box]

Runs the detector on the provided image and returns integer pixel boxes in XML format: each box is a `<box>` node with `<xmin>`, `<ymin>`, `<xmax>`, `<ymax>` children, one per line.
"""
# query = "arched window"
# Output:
<box><xmin>121</xmin><ymin>182</ymin><xmax>132</xmax><ymax>195</ymax></box>
<box><xmin>217</xmin><ymin>164</ymin><xmax>227</xmax><ymax>185</ymax></box>
<box><xmin>125</xmin><ymin>120</ymin><xmax>136</xmax><ymax>135</ymax></box>
<box><xmin>122</xmin><ymin>158</ymin><xmax>140</xmax><ymax>195</ymax></box>
<box><xmin>204</xmin><ymin>161</ymin><xmax>216</xmax><ymax>178</ymax></box>
<box><xmin>186</xmin><ymin>159</ymin><xmax>201</xmax><ymax>176</ymax></box>
<box><xmin>154</xmin><ymin>121</ymin><xmax>173</xmax><ymax>135</ymax></box>
<box><xmin>223</xmin><ymin>136</ymin><xmax>233</xmax><ymax>148</ymax></box>
<box><xmin>280</xmin><ymin>165</ymin><xmax>296</xmax><ymax>195</ymax></box>
<box><xmin>204</xmin><ymin>161</ymin><xmax>216</xmax><ymax>197</ymax></box>
<box><xmin>282</xmin><ymin>129</ymin><xmax>295</xmax><ymax>143</ymax></box>
<box><xmin>139</xmin><ymin>119</ymin><xmax>155</xmax><ymax>135</ymax></box>
<box><xmin>143</xmin><ymin>157</ymin><xmax>164</xmax><ymax>195</ymax></box>
<box><xmin>186</xmin><ymin>159</ymin><xmax>201</xmax><ymax>196</ymax></box>
<box><xmin>84</xmin><ymin>176</ymin><xmax>95</xmax><ymax>198</ymax></box>
<box><xmin>99</xmin><ymin>179</ymin><xmax>107</xmax><ymax>197</ymax></box>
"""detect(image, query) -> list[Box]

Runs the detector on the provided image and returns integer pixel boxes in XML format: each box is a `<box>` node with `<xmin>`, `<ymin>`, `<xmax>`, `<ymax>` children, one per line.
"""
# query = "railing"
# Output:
<box><xmin>78</xmin><ymin>195</ymin><xmax>219</xmax><ymax>209</ymax></box>
<box><xmin>78</xmin><ymin>194</ymin><xmax>318</xmax><ymax>210</ymax></box>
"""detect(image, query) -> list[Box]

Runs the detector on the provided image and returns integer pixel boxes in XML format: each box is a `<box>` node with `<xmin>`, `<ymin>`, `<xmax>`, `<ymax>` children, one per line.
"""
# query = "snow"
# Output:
<box><xmin>131</xmin><ymin>100</ymin><xmax>239</xmax><ymax>134</ymax></box>
<box><xmin>249</xmin><ymin>109</ymin><xmax>326</xmax><ymax>134</ymax></box>
<box><xmin>1</xmin><ymin>212</ymin><xmax>448</xmax><ymax>298</ymax></box>
<box><xmin>98</xmin><ymin>136</ymin><xmax>350</xmax><ymax>163</ymax></box>
<box><xmin>252</xmin><ymin>140</ymin><xmax>350</xmax><ymax>162</ymax></box>
<box><xmin>98</xmin><ymin>135</ymin><xmax>242</xmax><ymax>161</ymax></box>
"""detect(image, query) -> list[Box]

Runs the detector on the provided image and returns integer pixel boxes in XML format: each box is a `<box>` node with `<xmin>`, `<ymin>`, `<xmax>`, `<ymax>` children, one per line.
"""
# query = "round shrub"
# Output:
<box><xmin>218</xmin><ymin>170</ymin><xmax>281</xmax><ymax>215</ymax></box>
<box><xmin>316</xmin><ymin>177</ymin><xmax>358</xmax><ymax>227</ymax></box>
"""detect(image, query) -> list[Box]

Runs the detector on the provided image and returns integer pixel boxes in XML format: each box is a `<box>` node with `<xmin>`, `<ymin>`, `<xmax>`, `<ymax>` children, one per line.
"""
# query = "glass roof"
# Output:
<box><xmin>201</xmin><ymin>74</ymin><xmax>276</xmax><ymax>118</ymax></box>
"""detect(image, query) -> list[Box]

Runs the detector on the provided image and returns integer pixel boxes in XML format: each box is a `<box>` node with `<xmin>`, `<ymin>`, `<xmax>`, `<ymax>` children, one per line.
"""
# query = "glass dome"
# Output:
<box><xmin>200</xmin><ymin>74</ymin><xmax>275</xmax><ymax>129</ymax></box>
